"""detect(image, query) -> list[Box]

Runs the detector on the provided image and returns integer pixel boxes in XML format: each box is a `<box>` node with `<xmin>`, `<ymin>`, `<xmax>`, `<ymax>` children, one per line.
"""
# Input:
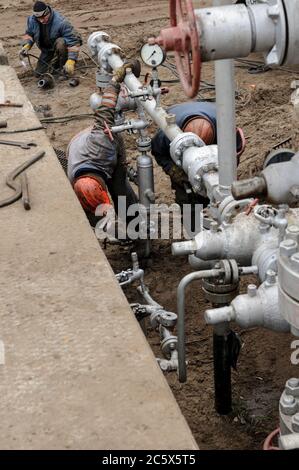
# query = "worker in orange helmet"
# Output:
<box><xmin>151</xmin><ymin>101</ymin><xmax>246</xmax><ymax>208</ymax></box>
<box><xmin>67</xmin><ymin>64</ymin><xmax>138</xmax><ymax>227</ymax></box>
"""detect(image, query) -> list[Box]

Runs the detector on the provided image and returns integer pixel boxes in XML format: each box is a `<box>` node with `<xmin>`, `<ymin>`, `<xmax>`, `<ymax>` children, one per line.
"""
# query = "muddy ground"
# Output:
<box><xmin>1</xmin><ymin>0</ymin><xmax>299</xmax><ymax>450</ymax></box>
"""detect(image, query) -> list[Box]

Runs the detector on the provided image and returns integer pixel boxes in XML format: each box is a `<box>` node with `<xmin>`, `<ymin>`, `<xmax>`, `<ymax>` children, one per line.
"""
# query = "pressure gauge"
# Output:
<box><xmin>140</xmin><ymin>43</ymin><xmax>166</xmax><ymax>67</ymax></box>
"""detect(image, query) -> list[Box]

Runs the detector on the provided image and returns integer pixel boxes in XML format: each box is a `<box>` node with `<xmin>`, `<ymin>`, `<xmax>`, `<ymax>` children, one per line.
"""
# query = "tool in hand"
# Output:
<box><xmin>0</xmin><ymin>139</ymin><xmax>37</xmax><ymax>150</ymax></box>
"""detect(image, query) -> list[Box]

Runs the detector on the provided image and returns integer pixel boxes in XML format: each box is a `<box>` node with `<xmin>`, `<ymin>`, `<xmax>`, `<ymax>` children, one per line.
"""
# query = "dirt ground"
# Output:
<box><xmin>1</xmin><ymin>0</ymin><xmax>299</xmax><ymax>450</ymax></box>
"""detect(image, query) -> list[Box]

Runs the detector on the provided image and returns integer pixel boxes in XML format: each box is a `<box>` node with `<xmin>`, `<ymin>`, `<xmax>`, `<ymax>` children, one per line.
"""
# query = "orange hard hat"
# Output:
<box><xmin>73</xmin><ymin>174</ymin><xmax>111</xmax><ymax>214</ymax></box>
<box><xmin>183</xmin><ymin>117</ymin><xmax>215</xmax><ymax>145</ymax></box>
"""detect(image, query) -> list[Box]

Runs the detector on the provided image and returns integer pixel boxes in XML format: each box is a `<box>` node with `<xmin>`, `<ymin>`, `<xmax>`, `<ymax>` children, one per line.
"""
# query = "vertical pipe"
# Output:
<box><xmin>214</xmin><ymin>0</ymin><xmax>237</xmax><ymax>195</ymax></box>
<box><xmin>212</xmin><ymin>0</ymin><xmax>235</xmax><ymax>413</ymax></box>
<box><xmin>213</xmin><ymin>322</ymin><xmax>232</xmax><ymax>415</ymax></box>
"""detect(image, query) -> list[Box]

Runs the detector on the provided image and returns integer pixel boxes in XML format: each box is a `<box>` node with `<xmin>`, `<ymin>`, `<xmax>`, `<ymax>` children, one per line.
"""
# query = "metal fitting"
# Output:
<box><xmin>291</xmin><ymin>413</ymin><xmax>299</xmax><ymax>433</ymax></box>
<box><xmin>265</xmin><ymin>269</ymin><xmax>276</xmax><ymax>286</ymax></box>
<box><xmin>280</xmin><ymin>239</ymin><xmax>298</xmax><ymax>257</ymax></box>
<box><xmin>247</xmin><ymin>284</ymin><xmax>257</xmax><ymax>297</ymax></box>
<box><xmin>286</xmin><ymin>378</ymin><xmax>299</xmax><ymax>398</ymax></box>
<box><xmin>165</xmin><ymin>113</ymin><xmax>176</xmax><ymax>126</ymax></box>
<box><xmin>286</xmin><ymin>225</ymin><xmax>299</xmax><ymax>243</ymax></box>
<box><xmin>280</xmin><ymin>392</ymin><xmax>298</xmax><ymax>416</ymax></box>
<box><xmin>169</xmin><ymin>132</ymin><xmax>204</xmax><ymax>165</ymax></box>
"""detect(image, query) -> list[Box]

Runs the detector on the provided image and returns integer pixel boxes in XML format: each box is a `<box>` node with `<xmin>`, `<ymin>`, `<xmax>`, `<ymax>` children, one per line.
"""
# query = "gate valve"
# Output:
<box><xmin>148</xmin><ymin>0</ymin><xmax>201</xmax><ymax>98</ymax></box>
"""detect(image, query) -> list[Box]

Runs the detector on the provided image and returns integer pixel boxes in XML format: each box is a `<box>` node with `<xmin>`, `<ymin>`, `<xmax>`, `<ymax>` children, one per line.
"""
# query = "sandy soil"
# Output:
<box><xmin>1</xmin><ymin>0</ymin><xmax>299</xmax><ymax>450</ymax></box>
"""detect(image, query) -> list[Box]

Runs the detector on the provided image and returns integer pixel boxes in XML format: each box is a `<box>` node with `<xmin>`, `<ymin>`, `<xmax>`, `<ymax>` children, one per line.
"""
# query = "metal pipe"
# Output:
<box><xmin>212</xmin><ymin>0</ymin><xmax>237</xmax><ymax>196</ymax></box>
<box><xmin>177</xmin><ymin>269</ymin><xmax>220</xmax><ymax>383</ymax></box>
<box><xmin>215</xmin><ymin>59</ymin><xmax>236</xmax><ymax>194</ymax></box>
<box><xmin>137</xmin><ymin>285</ymin><xmax>161</xmax><ymax>308</ymax></box>
<box><xmin>213</xmin><ymin>322</ymin><xmax>233</xmax><ymax>414</ymax></box>
<box><xmin>101</xmin><ymin>52</ymin><xmax>183</xmax><ymax>142</ymax></box>
<box><xmin>195</xmin><ymin>3</ymin><xmax>276</xmax><ymax>62</ymax></box>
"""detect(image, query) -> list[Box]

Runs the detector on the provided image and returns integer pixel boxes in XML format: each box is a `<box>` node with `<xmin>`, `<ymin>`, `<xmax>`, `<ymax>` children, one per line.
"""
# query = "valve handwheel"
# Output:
<box><xmin>150</xmin><ymin>0</ymin><xmax>201</xmax><ymax>98</ymax></box>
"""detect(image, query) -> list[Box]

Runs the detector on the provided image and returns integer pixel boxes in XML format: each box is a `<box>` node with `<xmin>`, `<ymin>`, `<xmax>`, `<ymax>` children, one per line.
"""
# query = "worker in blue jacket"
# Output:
<box><xmin>151</xmin><ymin>101</ymin><xmax>245</xmax><ymax>207</ymax></box>
<box><xmin>19</xmin><ymin>1</ymin><xmax>82</xmax><ymax>77</ymax></box>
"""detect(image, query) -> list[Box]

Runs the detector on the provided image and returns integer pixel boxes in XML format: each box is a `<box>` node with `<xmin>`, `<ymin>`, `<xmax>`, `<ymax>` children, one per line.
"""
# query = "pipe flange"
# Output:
<box><xmin>161</xmin><ymin>335</ymin><xmax>177</xmax><ymax>358</ymax></box>
<box><xmin>88</xmin><ymin>31</ymin><xmax>110</xmax><ymax>56</ymax></box>
<box><xmin>282</xmin><ymin>0</ymin><xmax>299</xmax><ymax>65</ymax></box>
<box><xmin>264</xmin><ymin>0</ymin><xmax>287</xmax><ymax>66</ymax></box>
<box><xmin>169</xmin><ymin>132</ymin><xmax>204</xmax><ymax>165</ymax></box>
<box><xmin>159</xmin><ymin>311</ymin><xmax>177</xmax><ymax>328</ymax></box>
<box><xmin>150</xmin><ymin>308</ymin><xmax>164</xmax><ymax>329</ymax></box>
<box><xmin>218</xmin><ymin>195</ymin><xmax>252</xmax><ymax>222</ymax></box>
<box><xmin>278</xmin><ymin>240</ymin><xmax>299</xmax><ymax>303</ymax></box>
<box><xmin>278</xmin><ymin>284</ymin><xmax>299</xmax><ymax>332</ymax></box>
<box><xmin>202</xmin><ymin>286</ymin><xmax>239</xmax><ymax>306</ymax></box>
<box><xmin>202</xmin><ymin>278</ymin><xmax>239</xmax><ymax>295</ymax></box>
<box><xmin>96</xmin><ymin>43</ymin><xmax>122</xmax><ymax>71</ymax></box>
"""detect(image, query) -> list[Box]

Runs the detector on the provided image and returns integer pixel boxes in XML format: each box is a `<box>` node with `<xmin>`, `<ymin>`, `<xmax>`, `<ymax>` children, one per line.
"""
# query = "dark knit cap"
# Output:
<box><xmin>33</xmin><ymin>1</ymin><xmax>48</xmax><ymax>12</ymax></box>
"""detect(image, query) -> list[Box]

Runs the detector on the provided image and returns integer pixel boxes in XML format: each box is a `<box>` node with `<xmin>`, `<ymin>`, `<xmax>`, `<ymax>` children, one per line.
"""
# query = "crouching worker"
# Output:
<box><xmin>151</xmin><ymin>101</ymin><xmax>246</xmax><ymax>209</ymax></box>
<box><xmin>20</xmin><ymin>1</ymin><xmax>82</xmax><ymax>77</ymax></box>
<box><xmin>67</xmin><ymin>64</ymin><xmax>138</xmax><ymax>237</ymax></box>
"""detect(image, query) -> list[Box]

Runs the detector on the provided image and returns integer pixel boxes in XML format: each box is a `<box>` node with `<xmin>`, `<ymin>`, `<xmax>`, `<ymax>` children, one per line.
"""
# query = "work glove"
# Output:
<box><xmin>19</xmin><ymin>43</ymin><xmax>31</xmax><ymax>58</ymax></box>
<box><xmin>112</xmin><ymin>60</ymin><xmax>141</xmax><ymax>83</ymax></box>
<box><xmin>166</xmin><ymin>164</ymin><xmax>189</xmax><ymax>189</ymax></box>
<box><xmin>63</xmin><ymin>59</ymin><xmax>76</xmax><ymax>76</ymax></box>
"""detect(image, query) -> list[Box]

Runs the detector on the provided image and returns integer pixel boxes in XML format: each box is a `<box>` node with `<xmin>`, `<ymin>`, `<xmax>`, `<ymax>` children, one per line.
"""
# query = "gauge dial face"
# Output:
<box><xmin>140</xmin><ymin>43</ymin><xmax>166</xmax><ymax>67</ymax></box>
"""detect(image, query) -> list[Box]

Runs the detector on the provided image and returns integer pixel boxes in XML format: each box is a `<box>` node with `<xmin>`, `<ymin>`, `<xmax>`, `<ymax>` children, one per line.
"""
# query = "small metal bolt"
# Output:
<box><xmin>175</xmin><ymin>149</ymin><xmax>181</xmax><ymax>158</ymax></box>
<box><xmin>165</xmin><ymin>114</ymin><xmax>176</xmax><ymax>126</ymax></box>
<box><xmin>286</xmin><ymin>225</ymin><xmax>299</xmax><ymax>242</ymax></box>
<box><xmin>288</xmin><ymin>378</ymin><xmax>299</xmax><ymax>388</ymax></box>
<box><xmin>286</xmin><ymin>378</ymin><xmax>299</xmax><ymax>398</ymax></box>
<box><xmin>265</xmin><ymin>269</ymin><xmax>276</xmax><ymax>285</ymax></box>
<box><xmin>247</xmin><ymin>284</ymin><xmax>257</xmax><ymax>297</ymax></box>
<box><xmin>195</xmin><ymin>175</ymin><xmax>201</xmax><ymax>182</ymax></box>
<box><xmin>291</xmin><ymin>413</ymin><xmax>299</xmax><ymax>433</ymax></box>
<box><xmin>267</xmin><ymin>5</ymin><xmax>279</xmax><ymax>19</ymax></box>
<box><xmin>280</xmin><ymin>239</ymin><xmax>298</xmax><ymax>257</ymax></box>
<box><xmin>283</xmin><ymin>394</ymin><xmax>296</xmax><ymax>405</ymax></box>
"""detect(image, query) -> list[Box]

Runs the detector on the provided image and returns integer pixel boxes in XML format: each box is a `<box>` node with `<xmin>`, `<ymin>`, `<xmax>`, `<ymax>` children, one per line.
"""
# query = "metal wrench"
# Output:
<box><xmin>0</xmin><ymin>140</ymin><xmax>37</xmax><ymax>150</ymax></box>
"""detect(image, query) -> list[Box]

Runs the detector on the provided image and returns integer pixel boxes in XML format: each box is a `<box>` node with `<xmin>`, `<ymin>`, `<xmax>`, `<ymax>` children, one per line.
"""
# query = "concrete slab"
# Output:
<box><xmin>0</xmin><ymin>64</ymin><xmax>198</xmax><ymax>450</ymax></box>
<box><xmin>0</xmin><ymin>42</ymin><xmax>9</xmax><ymax>65</ymax></box>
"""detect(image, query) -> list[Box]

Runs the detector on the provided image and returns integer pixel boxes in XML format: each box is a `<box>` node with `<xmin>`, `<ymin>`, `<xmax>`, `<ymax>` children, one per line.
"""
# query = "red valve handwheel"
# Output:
<box><xmin>151</xmin><ymin>0</ymin><xmax>201</xmax><ymax>98</ymax></box>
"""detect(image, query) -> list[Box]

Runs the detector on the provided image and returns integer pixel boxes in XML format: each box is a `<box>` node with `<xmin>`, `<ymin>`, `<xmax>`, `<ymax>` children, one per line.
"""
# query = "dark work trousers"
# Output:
<box><xmin>35</xmin><ymin>38</ymin><xmax>68</xmax><ymax>76</ymax></box>
<box><xmin>107</xmin><ymin>153</ymin><xmax>138</xmax><ymax>221</ymax></box>
<box><xmin>172</xmin><ymin>181</ymin><xmax>209</xmax><ymax>235</ymax></box>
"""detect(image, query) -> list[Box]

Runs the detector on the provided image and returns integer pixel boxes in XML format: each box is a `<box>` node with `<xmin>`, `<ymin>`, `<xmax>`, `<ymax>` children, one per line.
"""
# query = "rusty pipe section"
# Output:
<box><xmin>232</xmin><ymin>153</ymin><xmax>299</xmax><ymax>204</ymax></box>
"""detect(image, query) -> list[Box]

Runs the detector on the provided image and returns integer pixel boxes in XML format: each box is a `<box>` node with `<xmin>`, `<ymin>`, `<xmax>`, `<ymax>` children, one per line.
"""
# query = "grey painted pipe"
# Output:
<box><xmin>213</xmin><ymin>0</ymin><xmax>236</xmax><ymax>193</ymax></box>
<box><xmin>177</xmin><ymin>269</ymin><xmax>220</xmax><ymax>383</ymax></box>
